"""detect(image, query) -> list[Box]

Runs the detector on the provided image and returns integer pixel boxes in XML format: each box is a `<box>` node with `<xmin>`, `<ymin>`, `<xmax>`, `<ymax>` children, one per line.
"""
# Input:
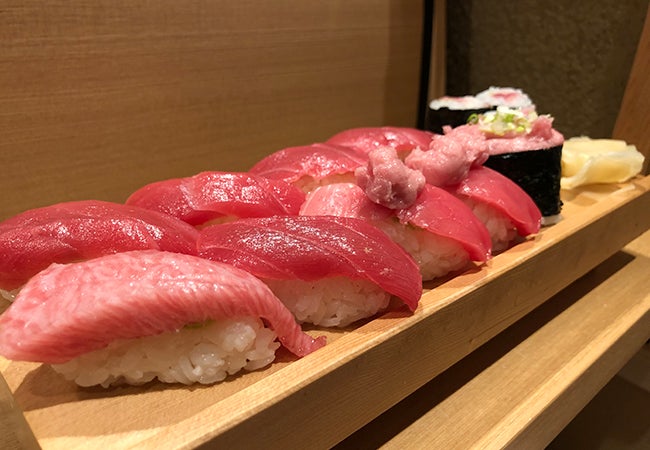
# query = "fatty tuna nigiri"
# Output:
<box><xmin>0</xmin><ymin>200</ymin><xmax>199</xmax><ymax>293</ymax></box>
<box><xmin>125</xmin><ymin>171</ymin><xmax>306</xmax><ymax>226</ymax></box>
<box><xmin>198</xmin><ymin>215</ymin><xmax>422</xmax><ymax>327</ymax></box>
<box><xmin>0</xmin><ymin>250</ymin><xmax>325</xmax><ymax>387</ymax></box>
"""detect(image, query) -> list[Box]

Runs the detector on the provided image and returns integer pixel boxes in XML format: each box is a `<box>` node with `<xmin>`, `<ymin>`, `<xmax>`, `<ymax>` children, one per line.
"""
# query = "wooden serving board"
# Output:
<box><xmin>1</xmin><ymin>176</ymin><xmax>649</xmax><ymax>450</ymax></box>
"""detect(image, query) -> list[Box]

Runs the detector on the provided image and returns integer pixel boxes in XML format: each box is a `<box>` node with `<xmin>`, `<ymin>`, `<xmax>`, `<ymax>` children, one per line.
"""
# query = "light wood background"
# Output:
<box><xmin>0</xmin><ymin>1</ymin><xmax>426</xmax><ymax>220</ymax></box>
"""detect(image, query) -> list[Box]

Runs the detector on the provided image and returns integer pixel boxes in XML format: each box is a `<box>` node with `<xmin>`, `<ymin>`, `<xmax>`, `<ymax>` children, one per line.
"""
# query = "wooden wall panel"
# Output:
<box><xmin>0</xmin><ymin>1</ymin><xmax>424</xmax><ymax>219</ymax></box>
<box><xmin>613</xmin><ymin>3</ymin><xmax>650</xmax><ymax>175</ymax></box>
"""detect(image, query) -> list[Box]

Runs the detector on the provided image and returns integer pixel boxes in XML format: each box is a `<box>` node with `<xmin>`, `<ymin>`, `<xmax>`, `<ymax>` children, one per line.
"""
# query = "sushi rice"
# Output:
<box><xmin>264</xmin><ymin>276</ymin><xmax>391</xmax><ymax>327</ymax></box>
<box><xmin>51</xmin><ymin>317</ymin><xmax>279</xmax><ymax>388</ymax></box>
<box><xmin>463</xmin><ymin>200</ymin><xmax>517</xmax><ymax>253</ymax></box>
<box><xmin>376</xmin><ymin>220</ymin><xmax>471</xmax><ymax>280</ymax></box>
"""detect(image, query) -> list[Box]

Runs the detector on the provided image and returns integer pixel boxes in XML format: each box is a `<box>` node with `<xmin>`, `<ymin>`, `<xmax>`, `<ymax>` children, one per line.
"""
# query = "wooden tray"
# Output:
<box><xmin>1</xmin><ymin>176</ymin><xmax>649</xmax><ymax>449</ymax></box>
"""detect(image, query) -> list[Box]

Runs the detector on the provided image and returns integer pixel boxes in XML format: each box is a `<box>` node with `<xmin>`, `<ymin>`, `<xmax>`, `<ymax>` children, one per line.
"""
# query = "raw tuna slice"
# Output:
<box><xmin>0</xmin><ymin>250</ymin><xmax>325</xmax><ymax>364</ymax></box>
<box><xmin>0</xmin><ymin>200</ymin><xmax>200</xmax><ymax>291</ymax></box>
<box><xmin>198</xmin><ymin>215</ymin><xmax>422</xmax><ymax>326</ymax></box>
<box><xmin>248</xmin><ymin>143</ymin><xmax>368</xmax><ymax>192</ymax></box>
<box><xmin>301</xmin><ymin>183</ymin><xmax>492</xmax><ymax>280</ymax></box>
<box><xmin>448</xmin><ymin>166</ymin><xmax>542</xmax><ymax>250</ymax></box>
<box><xmin>327</xmin><ymin>126</ymin><xmax>434</xmax><ymax>156</ymax></box>
<box><xmin>299</xmin><ymin>183</ymin><xmax>393</xmax><ymax>222</ymax></box>
<box><xmin>126</xmin><ymin>171</ymin><xmax>305</xmax><ymax>226</ymax></box>
<box><xmin>396</xmin><ymin>184</ymin><xmax>492</xmax><ymax>263</ymax></box>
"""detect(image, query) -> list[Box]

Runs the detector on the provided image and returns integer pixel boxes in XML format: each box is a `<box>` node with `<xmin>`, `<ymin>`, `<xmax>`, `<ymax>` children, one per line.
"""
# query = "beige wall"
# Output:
<box><xmin>445</xmin><ymin>0</ymin><xmax>648</xmax><ymax>138</ymax></box>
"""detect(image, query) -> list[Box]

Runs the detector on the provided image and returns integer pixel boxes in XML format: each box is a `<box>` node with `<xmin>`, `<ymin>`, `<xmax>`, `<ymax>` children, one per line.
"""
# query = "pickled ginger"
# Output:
<box><xmin>561</xmin><ymin>137</ymin><xmax>644</xmax><ymax>189</ymax></box>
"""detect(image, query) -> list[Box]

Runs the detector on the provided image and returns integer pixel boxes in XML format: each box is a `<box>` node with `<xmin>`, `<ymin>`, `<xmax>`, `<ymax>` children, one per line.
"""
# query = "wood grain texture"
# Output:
<box><xmin>1</xmin><ymin>177</ymin><xmax>648</xmax><ymax>450</ymax></box>
<box><xmin>378</xmin><ymin>231</ymin><xmax>650</xmax><ymax>450</ymax></box>
<box><xmin>613</xmin><ymin>3</ymin><xmax>650</xmax><ymax>175</ymax></box>
<box><xmin>0</xmin><ymin>1</ymin><xmax>424</xmax><ymax>219</ymax></box>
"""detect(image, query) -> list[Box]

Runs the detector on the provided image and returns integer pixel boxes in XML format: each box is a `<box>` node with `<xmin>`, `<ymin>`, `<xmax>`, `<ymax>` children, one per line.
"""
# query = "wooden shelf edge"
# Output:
<box><xmin>375</xmin><ymin>231</ymin><xmax>650</xmax><ymax>449</ymax></box>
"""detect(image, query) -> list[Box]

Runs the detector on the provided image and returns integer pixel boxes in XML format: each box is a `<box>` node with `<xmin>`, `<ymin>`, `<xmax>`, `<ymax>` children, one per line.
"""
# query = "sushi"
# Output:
<box><xmin>445</xmin><ymin>166</ymin><xmax>542</xmax><ymax>252</ymax></box>
<box><xmin>198</xmin><ymin>215</ymin><xmax>422</xmax><ymax>327</ymax></box>
<box><xmin>125</xmin><ymin>171</ymin><xmax>306</xmax><ymax>226</ymax></box>
<box><xmin>425</xmin><ymin>87</ymin><xmax>535</xmax><ymax>134</ymax></box>
<box><xmin>425</xmin><ymin>95</ymin><xmax>492</xmax><ymax>134</ymax></box>
<box><xmin>0</xmin><ymin>250</ymin><xmax>326</xmax><ymax>387</ymax></box>
<box><xmin>404</xmin><ymin>124</ymin><xmax>489</xmax><ymax>187</ymax></box>
<box><xmin>248</xmin><ymin>143</ymin><xmax>368</xmax><ymax>193</ymax></box>
<box><xmin>300</xmin><ymin>183</ymin><xmax>492</xmax><ymax>280</ymax></box>
<box><xmin>326</xmin><ymin>126</ymin><xmax>434</xmax><ymax>157</ymax></box>
<box><xmin>465</xmin><ymin>106</ymin><xmax>565</xmax><ymax>222</ymax></box>
<box><xmin>0</xmin><ymin>200</ymin><xmax>200</xmax><ymax>296</ymax></box>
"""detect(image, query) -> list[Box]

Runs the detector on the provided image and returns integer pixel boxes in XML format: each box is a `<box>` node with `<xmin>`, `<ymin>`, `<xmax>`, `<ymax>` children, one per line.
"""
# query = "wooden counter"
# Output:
<box><xmin>340</xmin><ymin>228</ymin><xmax>650</xmax><ymax>450</ymax></box>
<box><xmin>1</xmin><ymin>177</ymin><xmax>648</xmax><ymax>449</ymax></box>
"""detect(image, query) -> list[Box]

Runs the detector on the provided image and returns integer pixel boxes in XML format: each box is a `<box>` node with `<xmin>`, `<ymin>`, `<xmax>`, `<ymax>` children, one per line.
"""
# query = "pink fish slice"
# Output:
<box><xmin>0</xmin><ymin>250</ymin><xmax>325</xmax><ymax>364</ymax></box>
<box><xmin>126</xmin><ymin>171</ymin><xmax>306</xmax><ymax>226</ymax></box>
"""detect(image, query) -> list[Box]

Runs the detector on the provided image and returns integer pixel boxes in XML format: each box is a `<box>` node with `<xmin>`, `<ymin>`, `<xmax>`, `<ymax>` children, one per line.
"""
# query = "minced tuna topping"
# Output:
<box><xmin>469</xmin><ymin>106</ymin><xmax>564</xmax><ymax>155</ymax></box>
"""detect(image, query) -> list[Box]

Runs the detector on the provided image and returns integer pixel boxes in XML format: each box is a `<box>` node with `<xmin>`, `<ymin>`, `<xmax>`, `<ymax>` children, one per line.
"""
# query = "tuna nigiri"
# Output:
<box><xmin>327</xmin><ymin>126</ymin><xmax>434</xmax><ymax>157</ymax></box>
<box><xmin>0</xmin><ymin>200</ymin><xmax>200</xmax><ymax>293</ymax></box>
<box><xmin>300</xmin><ymin>183</ymin><xmax>492</xmax><ymax>280</ymax></box>
<box><xmin>446</xmin><ymin>166</ymin><xmax>542</xmax><ymax>252</ymax></box>
<box><xmin>125</xmin><ymin>171</ymin><xmax>306</xmax><ymax>226</ymax></box>
<box><xmin>198</xmin><ymin>215</ymin><xmax>422</xmax><ymax>327</ymax></box>
<box><xmin>0</xmin><ymin>250</ymin><xmax>325</xmax><ymax>387</ymax></box>
<box><xmin>248</xmin><ymin>143</ymin><xmax>368</xmax><ymax>193</ymax></box>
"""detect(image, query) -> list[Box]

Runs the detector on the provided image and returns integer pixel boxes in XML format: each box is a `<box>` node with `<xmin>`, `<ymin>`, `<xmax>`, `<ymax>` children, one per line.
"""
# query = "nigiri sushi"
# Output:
<box><xmin>198</xmin><ymin>215</ymin><xmax>422</xmax><ymax>327</ymax></box>
<box><xmin>445</xmin><ymin>166</ymin><xmax>542</xmax><ymax>253</ymax></box>
<box><xmin>300</xmin><ymin>183</ymin><xmax>492</xmax><ymax>280</ymax></box>
<box><xmin>0</xmin><ymin>250</ymin><xmax>325</xmax><ymax>387</ymax></box>
<box><xmin>327</xmin><ymin>126</ymin><xmax>434</xmax><ymax>157</ymax></box>
<box><xmin>248</xmin><ymin>143</ymin><xmax>368</xmax><ymax>193</ymax></box>
<box><xmin>0</xmin><ymin>200</ymin><xmax>200</xmax><ymax>296</ymax></box>
<box><xmin>125</xmin><ymin>171</ymin><xmax>306</xmax><ymax>226</ymax></box>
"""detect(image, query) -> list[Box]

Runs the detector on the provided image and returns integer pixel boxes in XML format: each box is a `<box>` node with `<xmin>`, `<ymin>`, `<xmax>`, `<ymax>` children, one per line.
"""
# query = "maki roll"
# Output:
<box><xmin>425</xmin><ymin>95</ymin><xmax>492</xmax><ymax>134</ymax></box>
<box><xmin>469</xmin><ymin>107</ymin><xmax>565</xmax><ymax>223</ymax></box>
<box><xmin>475</xmin><ymin>86</ymin><xmax>535</xmax><ymax>111</ymax></box>
<box><xmin>425</xmin><ymin>87</ymin><xmax>536</xmax><ymax>135</ymax></box>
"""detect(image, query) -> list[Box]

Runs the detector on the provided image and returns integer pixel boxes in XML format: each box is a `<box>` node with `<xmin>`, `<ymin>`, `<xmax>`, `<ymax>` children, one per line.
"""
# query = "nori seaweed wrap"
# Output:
<box><xmin>484</xmin><ymin>145</ymin><xmax>563</xmax><ymax>218</ymax></box>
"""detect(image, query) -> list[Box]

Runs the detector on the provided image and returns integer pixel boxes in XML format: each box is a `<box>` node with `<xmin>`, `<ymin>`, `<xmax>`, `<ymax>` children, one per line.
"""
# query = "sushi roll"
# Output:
<box><xmin>425</xmin><ymin>87</ymin><xmax>535</xmax><ymax>135</ymax></box>
<box><xmin>475</xmin><ymin>86</ymin><xmax>535</xmax><ymax>111</ymax></box>
<box><xmin>125</xmin><ymin>171</ymin><xmax>306</xmax><ymax>226</ymax></box>
<box><xmin>198</xmin><ymin>215</ymin><xmax>423</xmax><ymax>327</ymax></box>
<box><xmin>425</xmin><ymin>95</ymin><xmax>492</xmax><ymax>134</ymax></box>
<box><xmin>467</xmin><ymin>106</ymin><xmax>565</xmax><ymax>223</ymax></box>
<box><xmin>0</xmin><ymin>250</ymin><xmax>325</xmax><ymax>387</ymax></box>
